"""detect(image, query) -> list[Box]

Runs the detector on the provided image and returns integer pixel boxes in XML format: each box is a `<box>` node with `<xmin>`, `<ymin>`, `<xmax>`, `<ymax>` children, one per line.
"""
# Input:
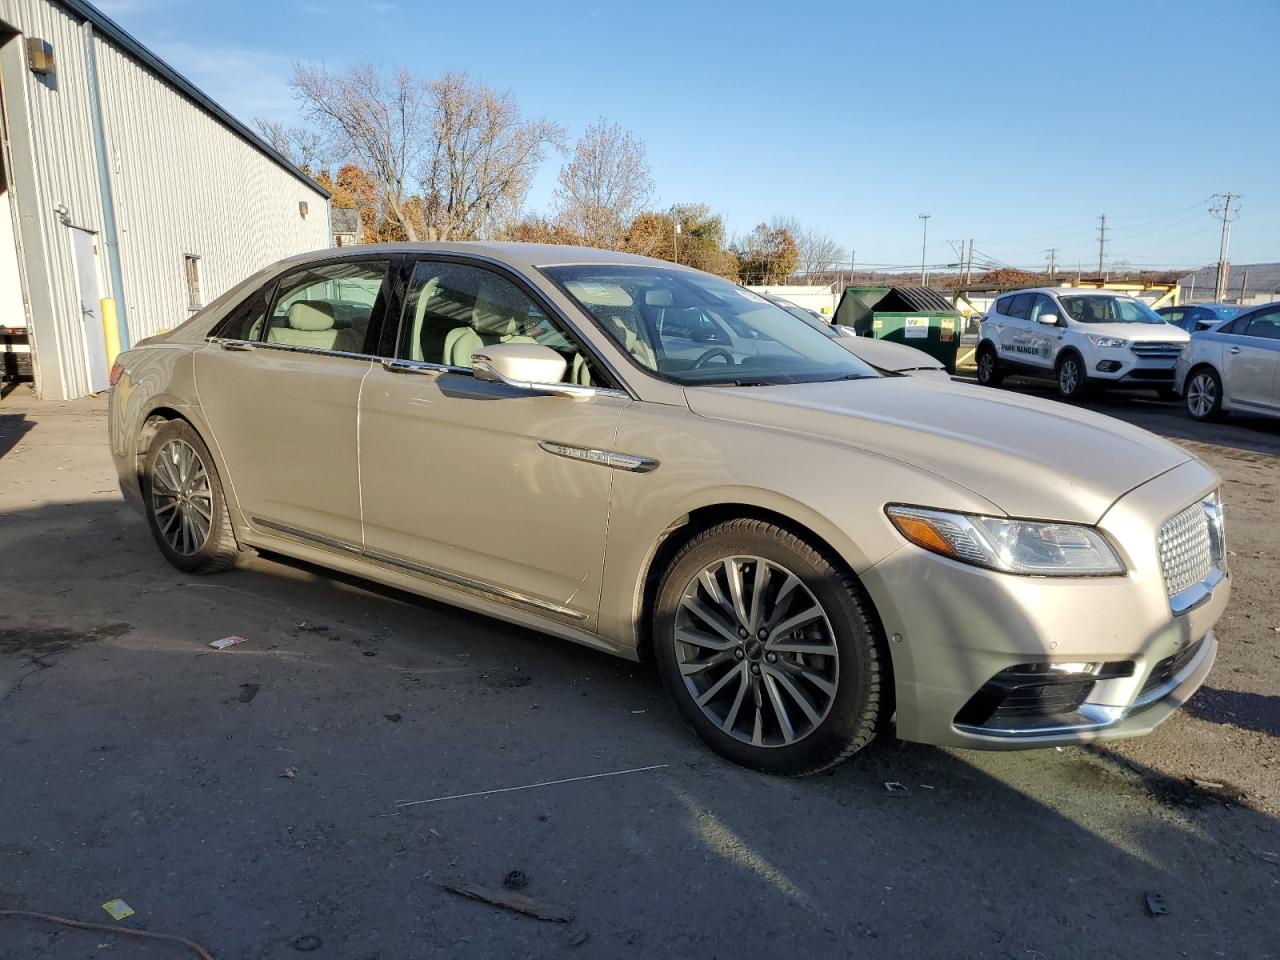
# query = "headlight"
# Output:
<box><xmin>1087</xmin><ymin>335</ymin><xmax>1128</xmax><ymax>348</ymax></box>
<box><xmin>886</xmin><ymin>505</ymin><xmax>1125</xmax><ymax>576</ymax></box>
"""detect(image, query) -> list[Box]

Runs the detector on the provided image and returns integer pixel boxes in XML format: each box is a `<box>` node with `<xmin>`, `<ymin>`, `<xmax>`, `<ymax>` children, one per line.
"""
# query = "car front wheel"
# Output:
<box><xmin>1185</xmin><ymin>367</ymin><xmax>1225</xmax><ymax>421</ymax></box>
<box><xmin>652</xmin><ymin>519</ymin><xmax>885</xmax><ymax>776</ymax></box>
<box><xmin>142</xmin><ymin>419</ymin><xmax>243</xmax><ymax>574</ymax></box>
<box><xmin>1056</xmin><ymin>353</ymin><xmax>1089</xmax><ymax>401</ymax></box>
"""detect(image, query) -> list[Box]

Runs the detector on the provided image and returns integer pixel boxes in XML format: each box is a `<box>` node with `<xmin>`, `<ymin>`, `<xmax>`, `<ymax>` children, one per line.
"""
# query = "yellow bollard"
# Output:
<box><xmin>101</xmin><ymin>297</ymin><xmax>122</xmax><ymax>369</ymax></box>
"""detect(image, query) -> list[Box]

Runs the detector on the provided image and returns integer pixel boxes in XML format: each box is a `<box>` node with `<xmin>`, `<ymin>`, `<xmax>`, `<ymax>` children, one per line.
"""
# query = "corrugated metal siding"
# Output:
<box><xmin>93</xmin><ymin>37</ymin><xmax>329</xmax><ymax>342</ymax></box>
<box><xmin>1</xmin><ymin>0</ymin><xmax>106</xmax><ymax>398</ymax></box>
<box><xmin>0</xmin><ymin>0</ymin><xmax>330</xmax><ymax>398</ymax></box>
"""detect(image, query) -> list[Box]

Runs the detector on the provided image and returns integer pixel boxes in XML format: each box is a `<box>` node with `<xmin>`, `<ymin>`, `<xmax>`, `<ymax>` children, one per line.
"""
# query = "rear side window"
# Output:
<box><xmin>1005</xmin><ymin>294</ymin><xmax>1033</xmax><ymax>320</ymax></box>
<box><xmin>213</xmin><ymin>284</ymin><xmax>273</xmax><ymax>341</ymax></box>
<box><xmin>265</xmin><ymin>260</ymin><xmax>390</xmax><ymax>355</ymax></box>
<box><xmin>1244</xmin><ymin>309</ymin><xmax>1280</xmax><ymax>340</ymax></box>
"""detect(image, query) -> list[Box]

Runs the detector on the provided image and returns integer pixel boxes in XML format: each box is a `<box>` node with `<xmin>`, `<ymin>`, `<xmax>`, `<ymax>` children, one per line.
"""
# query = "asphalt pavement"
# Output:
<box><xmin>0</xmin><ymin>381</ymin><xmax>1276</xmax><ymax>959</ymax></box>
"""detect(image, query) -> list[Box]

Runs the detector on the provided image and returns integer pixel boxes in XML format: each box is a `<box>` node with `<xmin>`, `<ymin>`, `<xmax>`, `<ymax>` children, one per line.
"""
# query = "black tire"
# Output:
<box><xmin>976</xmin><ymin>342</ymin><xmax>1003</xmax><ymax>387</ymax></box>
<box><xmin>1055</xmin><ymin>352</ymin><xmax>1090</xmax><ymax>401</ymax></box>
<box><xmin>652</xmin><ymin>519</ymin><xmax>885</xmax><ymax>776</ymax></box>
<box><xmin>1184</xmin><ymin>366</ymin><xmax>1225</xmax><ymax>422</ymax></box>
<box><xmin>141</xmin><ymin>419</ymin><xmax>243</xmax><ymax>574</ymax></box>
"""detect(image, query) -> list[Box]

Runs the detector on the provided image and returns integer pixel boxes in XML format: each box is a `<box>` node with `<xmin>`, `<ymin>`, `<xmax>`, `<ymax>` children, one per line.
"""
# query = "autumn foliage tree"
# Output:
<box><xmin>554</xmin><ymin>120</ymin><xmax>652</xmax><ymax>247</ymax></box>
<box><xmin>735</xmin><ymin>223</ymin><xmax>799</xmax><ymax>285</ymax></box>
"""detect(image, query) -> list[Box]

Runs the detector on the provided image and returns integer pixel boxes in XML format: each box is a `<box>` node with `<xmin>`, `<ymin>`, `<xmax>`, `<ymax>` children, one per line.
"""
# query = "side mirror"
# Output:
<box><xmin>1037</xmin><ymin>313</ymin><xmax>1060</xmax><ymax>326</ymax></box>
<box><xmin>472</xmin><ymin>342</ymin><xmax>593</xmax><ymax>398</ymax></box>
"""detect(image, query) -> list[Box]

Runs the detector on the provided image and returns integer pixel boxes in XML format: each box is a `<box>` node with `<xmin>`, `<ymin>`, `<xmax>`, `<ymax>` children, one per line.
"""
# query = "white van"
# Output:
<box><xmin>977</xmin><ymin>288</ymin><xmax>1189</xmax><ymax>401</ymax></box>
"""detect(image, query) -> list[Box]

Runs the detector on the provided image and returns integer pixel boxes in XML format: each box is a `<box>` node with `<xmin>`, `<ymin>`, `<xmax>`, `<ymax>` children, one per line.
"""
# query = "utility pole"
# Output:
<box><xmin>1096</xmin><ymin>215</ymin><xmax>1107</xmax><ymax>276</ymax></box>
<box><xmin>966</xmin><ymin>239</ymin><xmax>974</xmax><ymax>285</ymax></box>
<box><xmin>918</xmin><ymin>213</ymin><xmax>931</xmax><ymax>286</ymax></box>
<box><xmin>1210</xmin><ymin>192</ymin><xmax>1241</xmax><ymax>301</ymax></box>
<box><xmin>1239</xmin><ymin>269</ymin><xmax>1249</xmax><ymax>304</ymax></box>
<box><xmin>672</xmin><ymin>217</ymin><xmax>681</xmax><ymax>265</ymax></box>
<box><xmin>1045</xmin><ymin>248</ymin><xmax>1058</xmax><ymax>284</ymax></box>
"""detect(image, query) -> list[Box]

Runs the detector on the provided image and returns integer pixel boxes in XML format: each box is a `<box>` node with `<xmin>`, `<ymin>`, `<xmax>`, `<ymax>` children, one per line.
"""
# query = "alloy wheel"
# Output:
<box><xmin>674</xmin><ymin>556</ymin><xmax>839</xmax><ymax>747</ymax></box>
<box><xmin>1059</xmin><ymin>359</ymin><xmax>1079</xmax><ymax>395</ymax></box>
<box><xmin>150</xmin><ymin>439</ymin><xmax>213</xmax><ymax>556</ymax></box>
<box><xmin>1187</xmin><ymin>373</ymin><xmax>1216</xmax><ymax>418</ymax></box>
<box><xmin>978</xmin><ymin>351</ymin><xmax>994</xmax><ymax>382</ymax></box>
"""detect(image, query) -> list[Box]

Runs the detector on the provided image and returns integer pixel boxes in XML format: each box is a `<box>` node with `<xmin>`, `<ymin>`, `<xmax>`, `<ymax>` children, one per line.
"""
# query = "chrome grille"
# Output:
<box><xmin>1158</xmin><ymin>501</ymin><xmax>1212</xmax><ymax>597</ymax></box>
<box><xmin>1130</xmin><ymin>342</ymin><xmax>1184</xmax><ymax>359</ymax></box>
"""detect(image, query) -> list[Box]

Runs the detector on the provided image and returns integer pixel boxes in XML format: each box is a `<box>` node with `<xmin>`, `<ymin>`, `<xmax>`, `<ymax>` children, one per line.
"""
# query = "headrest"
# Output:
<box><xmin>288</xmin><ymin>300</ymin><xmax>336</xmax><ymax>332</ymax></box>
<box><xmin>472</xmin><ymin>277</ymin><xmax>522</xmax><ymax>336</ymax></box>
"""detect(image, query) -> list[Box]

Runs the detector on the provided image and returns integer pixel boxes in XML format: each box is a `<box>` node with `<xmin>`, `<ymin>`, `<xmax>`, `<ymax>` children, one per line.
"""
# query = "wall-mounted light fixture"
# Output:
<box><xmin>299</xmin><ymin>201</ymin><xmax>309</xmax><ymax>219</ymax></box>
<box><xmin>26</xmin><ymin>38</ymin><xmax>55</xmax><ymax>75</ymax></box>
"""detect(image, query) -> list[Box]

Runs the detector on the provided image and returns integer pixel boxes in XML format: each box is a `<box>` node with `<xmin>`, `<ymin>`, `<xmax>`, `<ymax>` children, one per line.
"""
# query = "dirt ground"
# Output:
<box><xmin>0</xmin><ymin>379</ymin><xmax>1277</xmax><ymax>959</ymax></box>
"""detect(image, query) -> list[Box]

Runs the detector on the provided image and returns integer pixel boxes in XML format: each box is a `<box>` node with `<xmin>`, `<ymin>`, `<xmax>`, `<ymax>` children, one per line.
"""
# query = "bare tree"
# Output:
<box><xmin>554</xmin><ymin>120</ymin><xmax>652</xmax><ymax>248</ymax></box>
<box><xmin>252</xmin><ymin>118</ymin><xmax>329</xmax><ymax>174</ymax></box>
<box><xmin>421</xmin><ymin>72</ymin><xmax>564</xmax><ymax>240</ymax></box>
<box><xmin>770</xmin><ymin>216</ymin><xmax>845</xmax><ymax>279</ymax></box>
<box><xmin>291</xmin><ymin>63</ymin><xmax>428</xmax><ymax>240</ymax></box>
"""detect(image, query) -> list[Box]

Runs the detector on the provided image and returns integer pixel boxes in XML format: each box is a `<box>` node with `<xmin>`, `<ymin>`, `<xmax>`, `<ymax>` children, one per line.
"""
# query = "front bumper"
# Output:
<box><xmin>1090</xmin><ymin>356</ymin><xmax>1177</xmax><ymax>384</ymax></box>
<box><xmin>860</xmin><ymin>459</ymin><xmax>1228</xmax><ymax>750</ymax></box>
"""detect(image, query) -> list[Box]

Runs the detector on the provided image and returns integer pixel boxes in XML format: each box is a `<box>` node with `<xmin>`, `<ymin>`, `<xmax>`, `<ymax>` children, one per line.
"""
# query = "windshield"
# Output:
<box><xmin>1058</xmin><ymin>295</ymin><xmax>1166</xmax><ymax>325</ymax></box>
<box><xmin>543</xmin><ymin>264</ymin><xmax>878</xmax><ymax>386</ymax></box>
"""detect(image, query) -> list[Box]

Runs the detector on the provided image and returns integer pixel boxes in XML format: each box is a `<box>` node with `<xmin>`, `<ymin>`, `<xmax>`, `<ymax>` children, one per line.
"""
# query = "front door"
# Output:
<box><xmin>358</xmin><ymin>257</ymin><xmax>629</xmax><ymax>626</ymax></box>
<box><xmin>194</xmin><ymin>257</ymin><xmax>393</xmax><ymax>546</ymax></box>
<box><xmin>1224</xmin><ymin>307</ymin><xmax>1280</xmax><ymax>409</ymax></box>
<box><xmin>69</xmin><ymin>226</ymin><xmax>108</xmax><ymax>392</ymax></box>
<box><xmin>1027</xmin><ymin>293</ymin><xmax>1065</xmax><ymax>367</ymax></box>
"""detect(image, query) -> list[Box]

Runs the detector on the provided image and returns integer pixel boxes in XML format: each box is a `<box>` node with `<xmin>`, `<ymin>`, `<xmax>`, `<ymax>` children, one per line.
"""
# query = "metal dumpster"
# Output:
<box><xmin>833</xmin><ymin>286</ymin><xmax>961</xmax><ymax>372</ymax></box>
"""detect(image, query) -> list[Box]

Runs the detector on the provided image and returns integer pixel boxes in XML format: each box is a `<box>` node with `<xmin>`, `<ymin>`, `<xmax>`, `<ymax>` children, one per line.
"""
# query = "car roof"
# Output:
<box><xmin>998</xmin><ymin>287</ymin><xmax>1136</xmax><ymax>298</ymax></box>
<box><xmin>268</xmin><ymin>241</ymin><xmax>690</xmax><ymax>274</ymax></box>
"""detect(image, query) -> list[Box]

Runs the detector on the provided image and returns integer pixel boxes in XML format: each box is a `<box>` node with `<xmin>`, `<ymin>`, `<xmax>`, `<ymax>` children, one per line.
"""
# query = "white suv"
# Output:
<box><xmin>977</xmin><ymin>288</ymin><xmax>1190</xmax><ymax>401</ymax></box>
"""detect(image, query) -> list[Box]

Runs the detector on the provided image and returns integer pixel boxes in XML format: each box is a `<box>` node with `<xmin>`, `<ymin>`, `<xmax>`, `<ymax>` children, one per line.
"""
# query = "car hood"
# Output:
<box><xmin>834</xmin><ymin>335</ymin><xmax>944</xmax><ymax>372</ymax></box>
<box><xmin>1079</xmin><ymin>323</ymin><xmax>1189</xmax><ymax>342</ymax></box>
<box><xmin>685</xmin><ymin>377</ymin><xmax>1192</xmax><ymax>524</ymax></box>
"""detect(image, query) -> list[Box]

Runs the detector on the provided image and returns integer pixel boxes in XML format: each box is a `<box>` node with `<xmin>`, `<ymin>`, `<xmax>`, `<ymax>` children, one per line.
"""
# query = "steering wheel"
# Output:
<box><xmin>692</xmin><ymin>347</ymin><xmax>735</xmax><ymax>369</ymax></box>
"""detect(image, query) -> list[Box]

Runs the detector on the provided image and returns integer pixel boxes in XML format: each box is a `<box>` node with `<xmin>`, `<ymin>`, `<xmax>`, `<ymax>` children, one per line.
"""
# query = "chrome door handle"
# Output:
<box><xmin>1229</xmin><ymin>347</ymin><xmax>1242</xmax><ymax>354</ymax></box>
<box><xmin>219</xmin><ymin>340</ymin><xmax>254</xmax><ymax>351</ymax></box>
<box><xmin>381</xmin><ymin>358</ymin><xmax>443</xmax><ymax>375</ymax></box>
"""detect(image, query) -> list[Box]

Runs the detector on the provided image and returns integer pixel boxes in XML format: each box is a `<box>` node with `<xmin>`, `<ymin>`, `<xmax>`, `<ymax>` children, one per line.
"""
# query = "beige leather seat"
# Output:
<box><xmin>267</xmin><ymin>301</ymin><xmax>363</xmax><ymax>353</ymax></box>
<box><xmin>442</xmin><ymin>278</ymin><xmax>539</xmax><ymax>368</ymax></box>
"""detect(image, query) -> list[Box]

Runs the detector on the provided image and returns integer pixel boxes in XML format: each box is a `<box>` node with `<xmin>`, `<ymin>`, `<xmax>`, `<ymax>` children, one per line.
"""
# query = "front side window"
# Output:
<box><xmin>401</xmin><ymin>260</ymin><xmax>601</xmax><ymax>385</ymax></box>
<box><xmin>543</xmin><ymin>264</ymin><xmax>878</xmax><ymax>386</ymax></box>
<box><xmin>265</xmin><ymin>260</ymin><xmax>389</xmax><ymax>354</ymax></box>
<box><xmin>1058</xmin><ymin>295</ymin><xmax>1165</xmax><ymax>325</ymax></box>
<box><xmin>214</xmin><ymin>283</ymin><xmax>273</xmax><ymax>341</ymax></box>
<box><xmin>1028</xmin><ymin>294</ymin><xmax>1058</xmax><ymax>323</ymax></box>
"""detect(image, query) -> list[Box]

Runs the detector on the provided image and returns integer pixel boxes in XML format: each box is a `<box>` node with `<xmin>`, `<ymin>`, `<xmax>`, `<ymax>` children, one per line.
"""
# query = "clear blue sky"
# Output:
<box><xmin>99</xmin><ymin>0</ymin><xmax>1278</xmax><ymax>273</ymax></box>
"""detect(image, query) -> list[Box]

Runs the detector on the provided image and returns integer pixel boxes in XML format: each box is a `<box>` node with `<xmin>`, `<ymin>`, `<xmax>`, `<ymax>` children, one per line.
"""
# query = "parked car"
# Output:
<box><xmin>1173</xmin><ymin>302</ymin><xmax>1280</xmax><ymax>422</ymax></box>
<box><xmin>108</xmin><ymin>244</ymin><xmax>1227</xmax><ymax>775</ymax></box>
<box><xmin>1157</xmin><ymin>302</ymin><xmax>1244</xmax><ymax>333</ymax></box>
<box><xmin>759</xmin><ymin>292</ymin><xmax>950</xmax><ymax>380</ymax></box>
<box><xmin>977</xmin><ymin>288</ymin><xmax>1190</xmax><ymax>400</ymax></box>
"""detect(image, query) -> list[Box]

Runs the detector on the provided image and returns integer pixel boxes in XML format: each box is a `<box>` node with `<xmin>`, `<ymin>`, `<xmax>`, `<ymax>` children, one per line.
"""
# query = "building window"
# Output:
<box><xmin>184</xmin><ymin>255</ymin><xmax>203</xmax><ymax>311</ymax></box>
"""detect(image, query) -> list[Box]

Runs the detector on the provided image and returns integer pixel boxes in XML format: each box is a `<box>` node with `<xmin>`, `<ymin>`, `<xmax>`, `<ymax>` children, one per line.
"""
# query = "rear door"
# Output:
<box><xmin>1224</xmin><ymin>307</ymin><xmax>1280</xmax><ymax>409</ymax></box>
<box><xmin>357</xmin><ymin>256</ymin><xmax>630</xmax><ymax>628</ymax></box>
<box><xmin>194</xmin><ymin>257</ymin><xmax>395</xmax><ymax>546</ymax></box>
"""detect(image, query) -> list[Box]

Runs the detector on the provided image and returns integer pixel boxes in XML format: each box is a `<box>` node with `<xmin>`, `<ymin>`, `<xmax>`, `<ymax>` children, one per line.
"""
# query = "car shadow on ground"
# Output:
<box><xmin>2</xmin><ymin>497</ymin><xmax>1278</xmax><ymax>958</ymax></box>
<box><xmin>0</xmin><ymin>413</ymin><xmax>34</xmax><ymax>459</ymax></box>
<box><xmin>1184</xmin><ymin>686</ymin><xmax>1280</xmax><ymax>737</ymax></box>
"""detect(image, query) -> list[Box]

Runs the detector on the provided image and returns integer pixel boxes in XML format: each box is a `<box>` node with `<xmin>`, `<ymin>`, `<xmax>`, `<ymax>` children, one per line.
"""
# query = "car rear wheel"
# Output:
<box><xmin>976</xmin><ymin>343</ymin><xmax>1003</xmax><ymax>387</ymax></box>
<box><xmin>1185</xmin><ymin>367</ymin><xmax>1225</xmax><ymax>421</ymax></box>
<box><xmin>1056</xmin><ymin>353</ymin><xmax>1089</xmax><ymax>401</ymax></box>
<box><xmin>652</xmin><ymin>519</ymin><xmax>884</xmax><ymax>776</ymax></box>
<box><xmin>143</xmin><ymin>419</ymin><xmax>243</xmax><ymax>574</ymax></box>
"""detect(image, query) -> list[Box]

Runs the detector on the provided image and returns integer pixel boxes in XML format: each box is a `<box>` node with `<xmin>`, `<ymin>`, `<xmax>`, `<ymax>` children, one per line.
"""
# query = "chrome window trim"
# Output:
<box><xmin>251</xmin><ymin>517</ymin><xmax>588</xmax><ymax>622</ymax></box>
<box><xmin>206</xmin><ymin>336</ymin><xmax>382</xmax><ymax>363</ymax></box>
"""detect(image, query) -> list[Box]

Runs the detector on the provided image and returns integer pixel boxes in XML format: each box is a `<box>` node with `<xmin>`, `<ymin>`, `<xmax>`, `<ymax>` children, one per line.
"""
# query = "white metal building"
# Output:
<box><xmin>0</xmin><ymin>0</ymin><xmax>331</xmax><ymax>399</ymax></box>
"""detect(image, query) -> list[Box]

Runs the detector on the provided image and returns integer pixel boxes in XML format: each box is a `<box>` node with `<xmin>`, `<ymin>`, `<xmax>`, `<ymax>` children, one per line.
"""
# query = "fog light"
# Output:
<box><xmin>955</xmin><ymin>661</ymin><xmax>1134</xmax><ymax>729</ymax></box>
<box><xmin>1096</xmin><ymin>360</ymin><xmax>1122</xmax><ymax>373</ymax></box>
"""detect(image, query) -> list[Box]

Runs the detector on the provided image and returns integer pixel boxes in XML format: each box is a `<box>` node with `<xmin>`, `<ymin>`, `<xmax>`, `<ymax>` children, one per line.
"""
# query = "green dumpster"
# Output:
<box><xmin>833</xmin><ymin>286</ymin><xmax>961</xmax><ymax>372</ymax></box>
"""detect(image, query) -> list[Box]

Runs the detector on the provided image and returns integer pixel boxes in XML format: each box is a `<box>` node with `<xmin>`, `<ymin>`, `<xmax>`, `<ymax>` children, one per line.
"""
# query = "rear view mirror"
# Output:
<box><xmin>643</xmin><ymin>288</ymin><xmax>674</xmax><ymax>307</ymax></box>
<box><xmin>1037</xmin><ymin>313</ymin><xmax>1060</xmax><ymax>326</ymax></box>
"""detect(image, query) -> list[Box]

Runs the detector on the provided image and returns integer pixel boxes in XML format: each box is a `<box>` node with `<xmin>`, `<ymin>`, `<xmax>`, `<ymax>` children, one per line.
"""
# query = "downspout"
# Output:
<box><xmin>81</xmin><ymin>21</ymin><xmax>129</xmax><ymax>348</ymax></box>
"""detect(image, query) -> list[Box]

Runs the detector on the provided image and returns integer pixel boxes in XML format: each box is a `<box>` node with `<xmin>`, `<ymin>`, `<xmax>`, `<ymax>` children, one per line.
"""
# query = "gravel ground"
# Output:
<box><xmin>0</xmin><ymin>382</ymin><xmax>1276</xmax><ymax>959</ymax></box>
